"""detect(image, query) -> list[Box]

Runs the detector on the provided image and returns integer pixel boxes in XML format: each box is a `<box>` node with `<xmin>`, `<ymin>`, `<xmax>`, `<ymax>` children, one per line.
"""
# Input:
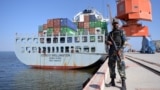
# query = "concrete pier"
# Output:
<box><xmin>83</xmin><ymin>53</ymin><xmax>160</xmax><ymax>90</ymax></box>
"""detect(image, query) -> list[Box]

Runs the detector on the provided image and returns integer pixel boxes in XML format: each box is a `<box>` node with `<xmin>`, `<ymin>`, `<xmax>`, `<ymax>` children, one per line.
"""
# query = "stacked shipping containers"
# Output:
<box><xmin>38</xmin><ymin>18</ymin><xmax>77</xmax><ymax>36</ymax></box>
<box><xmin>76</xmin><ymin>14</ymin><xmax>108</xmax><ymax>35</ymax></box>
<box><xmin>38</xmin><ymin>15</ymin><xmax>108</xmax><ymax>36</ymax></box>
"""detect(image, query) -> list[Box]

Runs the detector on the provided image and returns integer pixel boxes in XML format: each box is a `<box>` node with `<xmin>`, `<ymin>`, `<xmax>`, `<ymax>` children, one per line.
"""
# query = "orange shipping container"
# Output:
<box><xmin>47</xmin><ymin>19</ymin><xmax>54</xmax><ymax>28</ymax></box>
<box><xmin>84</xmin><ymin>15</ymin><xmax>89</xmax><ymax>22</ymax></box>
<box><xmin>53</xmin><ymin>19</ymin><xmax>61</xmax><ymax>28</ymax></box>
<box><xmin>78</xmin><ymin>22</ymin><xmax>84</xmax><ymax>28</ymax></box>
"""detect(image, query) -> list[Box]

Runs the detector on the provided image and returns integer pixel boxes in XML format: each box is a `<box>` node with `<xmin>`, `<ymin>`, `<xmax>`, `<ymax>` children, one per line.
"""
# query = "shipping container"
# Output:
<box><xmin>84</xmin><ymin>22</ymin><xmax>90</xmax><ymax>29</ymax></box>
<box><xmin>43</xmin><ymin>24</ymin><xmax>47</xmax><ymax>30</ymax></box>
<box><xmin>89</xmin><ymin>15</ymin><xmax>97</xmax><ymax>22</ymax></box>
<box><xmin>84</xmin><ymin>15</ymin><xmax>89</xmax><ymax>22</ymax></box>
<box><xmin>53</xmin><ymin>28</ymin><xmax>60</xmax><ymax>35</ymax></box>
<box><xmin>89</xmin><ymin>22</ymin><xmax>96</xmax><ymax>28</ymax></box>
<box><xmin>47</xmin><ymin>19</ymin><xmax>54</xmax><ymax>28</ymax></box>
<box><xmin>78</xmin><ymin>22</ymin><xmax>84</xmax><ymax>28</ymax></box>
<box><xmin>60</xmin><ymin>18</ymin><xmax>77</xmax><ymax>31</ymax></box>
<box><xmin>94</xmin><ymin>21</ymin><xmax>102</xmax><ymax>27</ymax></box>
<box><xmin>60</xmin><ymin>27</ymin><xmax>76</xmax><ymax>35</ymax></box>
<box><xmin>53</xmin><ymin>19</ymin><xmax>61</xmax><ymax>28</ymax></box>
<box><xmin>77</xmin><ymin>29</ymin><xmax>85</xmax><ymax>35</ymax></box>
<box><xmin>89</xmin><ymin>28</ymin><xmax>95</xmax><ymax>34</ymax></box>
<box><xmin>47</xmin><ymin>28</ymin><xmax>53</xmax><ymax>36</ymax></box>
<box><xmin>101</xmin><ymin>22</ymin><xmax>107</xmax><ymax>29</ymax></box>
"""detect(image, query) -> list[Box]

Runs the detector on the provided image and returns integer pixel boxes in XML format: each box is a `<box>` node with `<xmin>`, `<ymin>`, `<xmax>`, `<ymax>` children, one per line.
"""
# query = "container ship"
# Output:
<box><xmin>15</xmin><ymin>9</ymin><xmax>109</xmax><ymax>69</ymax></box>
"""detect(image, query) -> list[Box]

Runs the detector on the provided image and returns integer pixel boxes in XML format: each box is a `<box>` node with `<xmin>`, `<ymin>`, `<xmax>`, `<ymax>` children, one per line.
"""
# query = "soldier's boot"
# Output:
<box><xmin>106</xmin><ymin>78</ymin><xmax>115</xmax><ymax>87</ymax></box>
<box><xmin>121</xmin><ymin>79</ymin><xmax>126</xmax><ymax>90</ymax></box>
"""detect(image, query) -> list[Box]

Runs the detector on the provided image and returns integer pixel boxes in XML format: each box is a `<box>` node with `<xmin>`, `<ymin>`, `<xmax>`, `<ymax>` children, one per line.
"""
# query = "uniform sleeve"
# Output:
<box><xmin>121</xmin><ymin>30</ymin><xmax>126</xmax><ymax>47</ymax></box>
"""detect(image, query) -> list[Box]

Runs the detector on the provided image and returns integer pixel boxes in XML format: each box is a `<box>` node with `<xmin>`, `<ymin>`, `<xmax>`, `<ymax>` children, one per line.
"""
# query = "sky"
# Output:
<box><xmin>0</xmin><ymin>0</ymin><xmax>160</xmax><ymax>51</ymax></box>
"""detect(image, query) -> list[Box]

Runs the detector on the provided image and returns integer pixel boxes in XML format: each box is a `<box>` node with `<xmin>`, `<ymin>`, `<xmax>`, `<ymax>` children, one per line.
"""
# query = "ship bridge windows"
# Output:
<box><xmin>27</xmin><ymin>38</ymin><xmax>32</xmax><ymax>43</ymax></box>
<box><xmin>90</xmin><ymin>36</ymin><xmax>95</xmax><ymax>42</ymax></box>
<box><xmin>75</xmin><ymin>46</ymin><xmax>81</xmax><ymax>53</ymax></box>
<box><xmin>98</xmin><ymin>36</ymin><xmax>103</xmax><ymax>42</ymax></box>
<box><xmin>61</xmin><ymin>47</ymin><xmax>64</xmax><ymax>53</ymax></box>
<box><xmin>65</xmin><ymin>46</ymin><xmax>69</xmax><ymax>53</ymax></box>
<box><xmin>40</xmin><ymin>38</ymin><xmax>44</xmax><ymax>43</ymax></box>
<box><xmin>67</xmin><ymin>37</ymin><xmax>72</xmax><ymax>43</ymax></box>
<box><xmin>38</xmin><ymin>47</ymin><xmax>41</xmax><ymax>53</ymax></box>
<box><xmin>60</xmin><ymin>37</ymin><xmax>65</xmax><ymax>43</ymax></box>
<box><xmin>33</xmin><ymin>38</ymin><xmax>38</xmax><ymax>43</ymax></box>
<box><xmin>75</xmin><ymin>37</ymin><xmax>80</xmax><ymax>43</ymax></box>
<box><xmin>83</xmin><ymin>46</ymin><xmax>89</xmax><ymax>52</ymax></box>
<box><xmin>71</xmin><ymin>46</ymin><xmax>74</xmax><ymax>53</ymax></box>
<box><xmin>26</xmin><ymin>47</ymin><xmax>31</xmax><ymax>53</ymax></box>
<box><xmin>32</xmin><ymin>47</ymin><xmax>37</xmax><ymax>53</ymax></box>
<box><xmin>52</xmin><ymin>47</ymin><xmax>55</xmax><ymax>53</ymax></box>
<box><xmin>91</xmin><ymin>47</ymin><xmax>96</xmax><ymax>52</ymax></box>
<box><xmin>21</xmin><ymin>38</ymin><xmax>26</xmax><ymax>43</ymax></box>
<box><xmin>43</xmin><ymin>47</ymin><xmax>46</xmax><ymax>53</ymax></box>
<box><xmin>47</xmin><ymin>47</ymin><xmax>51</xmax><ymax>53</ymax></box>
<box><xmin>47</xmin><ymin>38</ymin><xmax>51</xmax><ymax>43</ymax></box>
<box><xmin>56</xmin><ymin>47</ymin><xmax>59</xmax><ymax>53</ymax></box>
<box><xmin>21</xmin><ymin>47</ymin><xmax>25</xmax><ymax>53</ymax></box>
<box><xmin>53</xmin><ymin>37</ymin><xmax>58</xmax><ymax>43</ymax></box>
<box><xmin>16</xmin><ymin>38</ymin><xmax>20</xmax><ymax>43</ymax></box>
<box><xmin>82</xmin><ymin>36</ymin><xmax>87</xmax><ymax>42</ymax></box>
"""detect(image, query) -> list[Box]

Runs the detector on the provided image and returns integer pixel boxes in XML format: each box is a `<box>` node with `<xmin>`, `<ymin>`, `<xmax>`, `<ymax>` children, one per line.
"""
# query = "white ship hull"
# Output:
<box><xmin>15</xmin><ymin>34</ymin><xmax>107</xmax><ymax>69</ymax></box>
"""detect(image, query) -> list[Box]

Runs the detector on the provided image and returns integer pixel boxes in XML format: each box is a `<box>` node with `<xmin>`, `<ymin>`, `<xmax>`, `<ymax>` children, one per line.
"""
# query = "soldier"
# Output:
<box><xmin>106</xmin><ymin>18</ymin><xmax>126</xmax><ymax>90</ymax></box>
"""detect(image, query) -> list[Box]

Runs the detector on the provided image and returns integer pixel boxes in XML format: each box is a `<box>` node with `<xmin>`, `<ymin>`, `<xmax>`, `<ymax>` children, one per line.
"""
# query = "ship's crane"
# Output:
<box><xmin>115</xmin><ymin>0</ymin><xmax>155</xmax><ymax>53</ymax></box>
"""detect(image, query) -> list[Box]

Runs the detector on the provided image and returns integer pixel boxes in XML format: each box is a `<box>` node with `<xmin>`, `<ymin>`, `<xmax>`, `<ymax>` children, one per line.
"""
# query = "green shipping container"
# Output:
<box><xmin>101</xmin><ymin>22</ymin><xmax>107</xmax><ymax>29</ymax></box>
<box><xmin>60</xmin><ymin>27</ymin><xmax>76</xmax><ymax>35</ymax></box>
<box><xmin>94</xmin><ymin>21</ymin><xmax>102</xmax><ymax>27</ymax></box>
<box><xmin>47</xmin><ymin>28</ymin><xmax>53</xmax><ymax>36</ymax></box>
<box><xmin>89</xmin><ymin>22</ymin><xmax>96</xmax><ymax>28</ymax></box>
<box><xmin>89</xmin><ymin>21</ymin><xmax>107</xmax><ymax>29</ymax></box>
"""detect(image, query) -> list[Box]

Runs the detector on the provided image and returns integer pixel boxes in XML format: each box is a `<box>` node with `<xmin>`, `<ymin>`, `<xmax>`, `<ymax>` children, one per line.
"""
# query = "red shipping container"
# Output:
<box><xmin>53</xmin><ymin>19</ymin><xmax>61</xmax><ymax>28</ymax></box>
<box><xmin>43</xmin><ymin>24</ymin><xmax>47</xmax><ymax>30</ymax></box>
<box><xmin>84</xmin><ymin>15</ymin><xmax>89</xmax><ymax>22</ymax></box>
<box><xmin>78</xmin><ymin>22</ymin><xmax>84</xmax><ymax>28</ymax></box>
<box><xmin>47</xmin><ymin>19</ymin><xmax>54</xmax><ymax>28</ymax></box>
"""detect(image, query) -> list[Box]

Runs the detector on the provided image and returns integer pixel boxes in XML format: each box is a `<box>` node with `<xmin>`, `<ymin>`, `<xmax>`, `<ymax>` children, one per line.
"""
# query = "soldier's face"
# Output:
<box><xmin>113</xmin><ymin>23</ymin><xmax>119</xmax><ymax>29</ymax></box>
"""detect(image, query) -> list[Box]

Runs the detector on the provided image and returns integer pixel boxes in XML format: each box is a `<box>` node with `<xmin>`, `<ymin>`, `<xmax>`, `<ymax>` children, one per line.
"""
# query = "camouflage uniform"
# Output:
<box><xmin>107</xmin><ymin>29</ymin><xmax>126</xmax><ymax>80</ymax></box>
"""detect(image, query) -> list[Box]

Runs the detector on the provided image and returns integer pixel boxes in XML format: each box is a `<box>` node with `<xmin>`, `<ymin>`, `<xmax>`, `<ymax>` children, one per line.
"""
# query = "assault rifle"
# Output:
<box><xmin>109</xmin><ymin>34</ymin><xmax>121</xmax><ymax>62</ymax></box>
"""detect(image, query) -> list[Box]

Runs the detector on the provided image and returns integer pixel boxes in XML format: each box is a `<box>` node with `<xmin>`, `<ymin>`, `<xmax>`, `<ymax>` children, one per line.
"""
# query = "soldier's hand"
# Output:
<box><xmin>107</xmin><ymin>41</ymin><xmax>112</xmax><ymax>45</ymax></box>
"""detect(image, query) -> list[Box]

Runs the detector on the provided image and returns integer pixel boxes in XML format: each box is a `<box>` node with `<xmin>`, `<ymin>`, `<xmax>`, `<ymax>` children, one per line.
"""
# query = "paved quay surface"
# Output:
<box><xmin>104</xmin><ymin>53</ymin><xmax>160</xmax><ymax>90</ymax></box>
<box><xmin>125</xmin><ymin>52</ymin><xmax>160</xmax><ymax>65</ymax></box>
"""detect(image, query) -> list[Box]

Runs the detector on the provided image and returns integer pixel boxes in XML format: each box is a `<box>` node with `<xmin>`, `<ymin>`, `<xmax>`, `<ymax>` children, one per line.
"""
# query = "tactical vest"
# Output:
<box><xmin>110</xmin><ymin>29</ymin><xmax>123</xmax><ymax>47</ymax></box>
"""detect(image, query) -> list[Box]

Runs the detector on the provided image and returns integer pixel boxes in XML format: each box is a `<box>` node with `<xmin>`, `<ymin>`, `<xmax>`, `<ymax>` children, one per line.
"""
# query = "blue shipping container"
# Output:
<box><xmin>60</xmin><ymin>18</ymin><xmax>77</xmax><ymax>31</ymax></box>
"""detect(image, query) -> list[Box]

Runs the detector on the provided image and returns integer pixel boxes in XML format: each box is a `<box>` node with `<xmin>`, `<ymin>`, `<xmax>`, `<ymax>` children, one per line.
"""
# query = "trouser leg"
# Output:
<box><xmin>108</xmin><ymin>59</ymin><xmax>116</xmax><ymax>79</ymax></box>
<box><xmin>117</xmin><ymin>60</ymin><xmax>126</xmax><ymax>80</ymax></box>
